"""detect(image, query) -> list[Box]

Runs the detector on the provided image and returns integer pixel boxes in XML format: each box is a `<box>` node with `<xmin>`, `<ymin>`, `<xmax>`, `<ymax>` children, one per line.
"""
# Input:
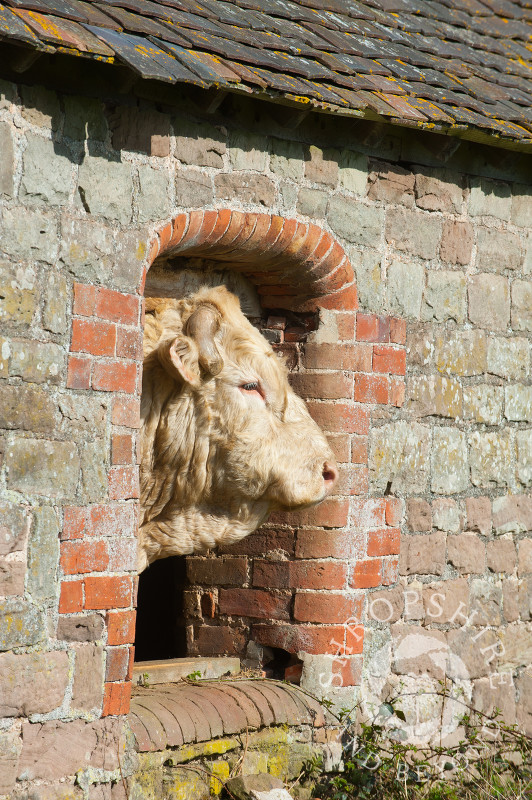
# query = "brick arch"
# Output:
<box><xmin>146</xmin><ymin>209</ymin><xmax>357</xmax><ymax>312</ymax></box>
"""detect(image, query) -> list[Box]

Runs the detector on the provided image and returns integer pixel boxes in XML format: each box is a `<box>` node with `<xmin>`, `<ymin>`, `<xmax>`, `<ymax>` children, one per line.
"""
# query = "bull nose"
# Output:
<box><xmin>322</xmin><ymin>461</ymin><xmax>338</xmax><ymax>490</ymax></box>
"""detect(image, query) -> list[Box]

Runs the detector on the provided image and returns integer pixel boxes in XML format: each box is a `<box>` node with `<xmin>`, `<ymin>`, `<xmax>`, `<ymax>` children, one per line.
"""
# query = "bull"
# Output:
<box><xmin>139</xmin><ymin>285</ymin><xmax>338</xmax><ymax>572</ymax></box>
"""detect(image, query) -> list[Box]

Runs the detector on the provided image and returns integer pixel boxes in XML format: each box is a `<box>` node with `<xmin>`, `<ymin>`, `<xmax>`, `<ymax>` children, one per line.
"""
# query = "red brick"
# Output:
<box><xmin>390</xmin><ymin>378</ymin><xmax>405</xmax><ymax>407</ymax></box>
<box><xmin>354</xmin><ymin>374</ymin><xmax>389</xmax><ymax>405</ymax></box>
<box><xmin>307</xmin><ymin>401</ymin><xmax>369</xmax><ymax>434</ymax></box>
<box><xmin>73</xmin><ymin>283</ymin><xmax>97</xmax><ymax>316</ymax></box>
<box><xmin>108</xmin><ymin>467</ymin><xmax>140</xmax><ymax>500</ymax></box>
<box><xmin>71</xmin><ymin>318</ymin><xmax>116</xmax><ymax>357</ymax></box>
<box><xmin>289</xmin><ymin>372</ymin><xmax>352</xmax><ymax>400</ymax></box>
<box><xmin>351</xmin><ymin>435</ymin><xmax>368</xmax><ymax>464</ymax></box>
<box><xmin>219</xmin><ymin>589</ymin><xmax>291</xmax><ymax>620</ymax></box>
<box><xmin>201</xmin><ymin>591</ymin><xmax>216</xmax><ymax>618</ymax></box>
<box><xmin>67</xmin><ymin>355</ymin><xmax>91</xmax><ymax>389</ymax></box>
<box><xmin>106</xmin><ymin>610</ymin><xmax>136</xmax><ymax>645</ymax></box>
<box><xmin>95</xmin><ymin>288</ymin><xmax>140</xmax><ymax>325</ymax></box>
<box><xmin>293</xmin><ymin>592</ymin><xmax>363</xmax><ymax>624</ymax></box>
<box><xmin>367</xmin><ymin>528</ymin><xmax>401</xmax><ymax>557</ymax></box>
<box><xmin>373</xmin><ymin>345</ymin><xmax>406</xmax><ymax>375</ymax></box>
<box><xmin>84</xmin><ymin>576</ymin><xmax>132</xmax><ymax>610</ymax></box>
<box><xmin>102</xmin><ymin>681</ymin><xmax>132</xmax><ymax>716</ymax></box>
<box><xmin>386</xmin><ymin>498</ymin><xmax>403</xmax><ymax>527</ymax></box>
<box><xmin>295</xmin><ymin>529</ymin><xmax>364</xmax><ymax>560</ymax></box>
<box><xmin>317</xmin><ymin>283</ymin><xmax>358</xmax><ymax>312</ymax></box>
<box><xmin>302</xmin><ymin>342</ymin><xmax>371</xmax><ymax>371</ymax></box>
<box><xmin>335</xmin><ymin>465</ymin><xmax>368</xmax><ymax>496</ymax></box>
<box><xmin>107</xmin><ymin>538</ymin><xmax>138</xmax><ymax>572</ymax></box>
<box><xmin>382</xmin><ymin>557</ymin><xmax>399</xmax><ymax>586</ymax></box>
<box><xmin>221</xmin><ymin>529</ymin><xmax>295</xmax><ymax>557</ymax></box>
<box><xmin>352</xmin><ymin>498</ymin><xmax>387</xmax><ymax>530</ymax></box>
<box><xmin>337</xmin><ymin>312</ymin><xmax>356</xmax><ymax>341</ymax></box>
<box><xmin>61</xmin><ymin>541</ymin><xmax>109</xmax><ymax>574</ymax></box>
<box><xmin>187</xmin><ymin>557</ymin><xmax>248</xmax><ymax>586</ymax></box>
<box><xmin>192</xmin><ymin>624</ymin><xmax>247</xmax><ymax>657</ymax></box>
<box><xmin>62</xmin><ymin>507</ymin><xmax>87</xmax><ymax>540</ymax></box>
<box><xmin>112</xmin><ymin>397</ymin><xmax>141</xmax><ymax>428</ymax></box>
<box><xmin>281</xmin><ymin>497</ymin><xmax>349</xmax><ymax>528</ymax></box>
<box><xmin>390</xmin><ymin>317</ymin><xmax>406</xmax><ymax>344</ymax></box>
<box><xmin>112</xmin><ymin>434</ymin><xmax>134</xmax><ymax>465</ymax></box>
<box><xmin>292</xmin><ymin>561</ymin><xmax>348</xmax><ymax>589</ymax></box>
<box><xmin>59</xmin><ymin>580</ymin><xmax>83</xmax><ymax>613</ymax></box>
<box><xmin>90</xmin><ymin>505</ymin><xmax>137</xmax><ymax>538</ymax></box>
<box><xmin>333</xmin><ymin>656</ymin><xmax>363</xmax><ymax>686</ymax></box>
<box><xmin>252</xmin><ymin>623</ymin><xmax>352</xmax><ymax>655</ymax></box>
<box><xmin>345</xmin><ymin>624</ymin><xmax>364</xmax><ymax>654</ymax></box>
<box><xmin>327</xmin><ymin>434</ymin><xmax>350</xmax><ymax>463</ymax></box>
<box><xmin>351</xmin><ymin>560</ymin><xmax>382</xmax><ymax>589</ymax></box>
<box><xmin>116</xmin><ymin>327</ymin><xmax>142</xmax><ymax>360</ymax></box>
<box><xmin>252</xmin><ymin>560</ymin><xmax>290</xmax><ymax>588</ymax></box>
<box><xmin>106</xmin><ymin>646</ymin><xmax>130</xmax><ymax>682</ymax></box>
<box><xmin>92</xmin><ymin>362</ymin><xmax>137</xmax><ymax>393</ymax></box>
<box><xmin>356</xmin><ymin>313</ymin><xmax>390</xmax><ymax>343</ymax></box>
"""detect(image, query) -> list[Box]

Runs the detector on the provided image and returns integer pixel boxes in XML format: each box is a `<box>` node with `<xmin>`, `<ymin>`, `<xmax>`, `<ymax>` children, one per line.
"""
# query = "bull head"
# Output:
<box><xmin>139</xmin><ymin>287</ymin><xmax>338</xmax><ymax>572</ymax></box>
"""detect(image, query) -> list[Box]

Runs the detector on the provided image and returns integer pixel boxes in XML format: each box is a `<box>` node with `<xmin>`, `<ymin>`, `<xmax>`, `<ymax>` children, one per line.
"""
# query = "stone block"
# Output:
<box><xmin>297</xmin><ymin>187</ymin><xmax>328</xmax><ymax>218</ymax></box>
<box><xmin>391</xmin><ymin>624</ymin><xmax>447</xmax><ymax>679</ymax></box>
<box><xmin>517</xmin><ymin>430</ymin><xmax>532</xmax><ymax>486</ymax></box>
<box><xmin>0</xmin><ymin>728</ymin><xmax>22</xmax><ymax>796</ymax></box>
<box><xmin>369</xmin><ymin>421</ymin><xmax>431</xmax><ymax>494</ymax></box>
<box><xmin>505</xmin><ymin>384</ymin><xmax>532</xmax><ymax>422</ymax></box>
<box><xmin>270</xmin><ymin>139</ymin><xmax>304</xmax><ymax>180</ymax></box>
<box><xmin>368</xmin><ymin>584</ymin><xmax>404</xmax><ymax>623</ymax></box>
<box><xmin>447</xmin><ymin>627</ymin><xmax>501</xmax><ymax>679</ymax></box>
<box><xmin>175</xmin><ymin>168</ymin><xmax>213</xmax><ymax>207</ymax></box>
<box><xmin>476</xmin><ymin>227</ymin><xmax>522</xmax><ymax>272</ymax></box>
<box><xmin>407</xmin><ymin>374</ymin><xmax>462</xmax><ymax>419</ymax></box>
<box><xmin>406</xmin><ymin>499</ymin><xmax>431</xmax><ymax>532</ymax></box>
<box><xmin>406</xmin><ymin>323</ymin><xmax>433</xmax><ymax>368</ymax></box>
<box><xmin>64</xmin><ymin>95</ymin><xmax>107</xmax><ymax>142</ymax></box>
<box><xmin>432</xmin><ymin>498</ymin><xmax>461</xmax><ymax>533</ymax></box>
<box><xmin>503</xmin><ymin>578</ymin><xmax>520</xmax><ymax>622</ymax></box>
<box><xmin>525</xmin><ymin>233</ymin><xmax>532</xmax><ymax>275</ymax></box>
<box><xmin>473</xmin><ymin>674</ymin><xmax>516</xmax><ymax>724</ymax></box>
<box><xmin>0</xmin><ymin>121</ymin><xmax>15</xmax><ymax>196</ymax></box>
<box><xmin>469</xmin><ymin>430</ymin><xmax>513</xmax><ymax>489</ymax></box>
<box><xmin>57</xmin><ymin>613</ymin><xmax>105</xmax><ymax>642</ymax></box>
<box><xmin>421</xmin><ymin>270</ymin><xmax>466</xmax><ymax>323</ymax></box>
<box><xmin>468</xmin><ymin>177</ymin><xmax>511</xmax><ymax>221</ymax></box>
<box><xmin>6</xmin><ymin>439</ymin><xmax>80</xmax><ymax>499</ymax></box>
<box><xmin>468</xmin><ymin>273</ymin><xmax>509</xmax><ymax>330</ymax></box>
<box><xmin>71</xmin><ymin>645</ymin><xmax>104</xmax><ymax>712</ymax></box>
<box><xmin>136</xmin><ymin>166</ymin><xmax>171</xmax><ymax>223</ymax></box>
<box><xmin>21</xmin><ymin>85</ymin><xmax>61</xmax><ymax>128</ymax></box>
<box><xmin>492</xmin><ymin>495</ymin><xmax>532</xmax><ymax>535</ymax></box>
<box><xmin>349</xmin><ymin>248</ymin><xmax>384</xmax><ymax>311</ymax></box>
<box><xmin>386</xmin><ymin>206</ymin><xmax>442</xmax><ymax>259</ymax></box>
<box><xmin>18</xmin><ymin>719</ymin><xmax>100</xmax><ymax>781</ymax></box>
<box><xmin>0</xmin><ymin>78</ymin><xmax>14</xmax><ymax>108</ymax></box>
<box><xmin>435</xmin><ymin>329</ymin><xmax>486</xmax><ymax>375</ymax></box>
<box><xmin>338</xmin><ymin>149</ymin><xmax>367</xmax><ymax>195</ymax></box>
<box><xmin>27</xmin><ymin>506</ymin><xmax>59</xmax><ymax>603</ymax></box>
<box><xmin>519</xmin><ymin>539</ymin><xmax>532</xmax><ymax>576</ymax></box>
<box><xmin>174</xmin><ymin>118</ymin><xmax>226</xmax><ymax>167</ymax></box>
<box><xmin>327</xmin><ymin>196</ymin><xmax>383</xmax><ymax>247</ymax></box>
<box><xmin>59</xmin><ymin>395</ymin><xmax>107</xmax><ymax>439</ymax></box>
<box><xmin>43</xmin><ymin>270</ymin><xmax>69</xmax><ymax>333</ymax></box>
<box><xmin>1</xmin><ymin>207</ymin><xmax>58</xmax><ymax>265</ymax></box>
<box><xmin>279</xmin><ymin>181</ymin><xmax>297</xmax><ymax>211</ymax></box>
<box><xmin>399</xmin><ymin>532</ymin><xmax>446</xmax><ymax>576</ymax></box>
<box><xmin>448</xmin><ymin>533</ymin><xmax>485</xmax><ymax>574</ymax></box>
<box><xmin>440</xmin><ymin>220</ymin><xmax>473</xmax><ymax>265</ymax></box>
<box><xmin>368</xmin><ymin>160</ymin><xmax>414</xmax><ymax>206</ymax></box>
<box><xmin>0</xmin><ymin>560</ymin><xmax>25</xmax><ymax>596</ymax></box>
<box><xmin>519</xmin><ymin>576</ymin><xmax>532</xmax><ymax>620</ymax></box>
<box><xmin>215</xmin><ymin>173</ymin><xmax>275</xmax><ymax>206</ymax></box>
<box><xmin>511</xmin><ymin>183</ymin><xmax>532</xmax><ymax>228</ymax></box>
<box><xmin>423</xmin><ymin>578</ymin><xmax>469</xmax><ymax>623</ymax></box>
<box><xmin>225</xmin><ymin>773</ymin><xmax>286</xmax><ymax>799</ymax></box>
<box><xmin>432</xmin><ymin>427</ymin><xmax>469</xmax><ymax>494</ymax></box>
<box><xmin>414</xmin><ymin>168</ymin><xmax>462</xmax><ymax>213</ymax></box>
<box><xmin>386</xmin><ymin>258</ymin><xmax>424</xmax><ymax>319</ymax></box>
<box><xmin>20</xmin><ymin>135</ymin><xmax>72</xmax><ymax>206</ymax></box>
<box><xmin>109</xmin><ymin>105</ymin><xmax>170</xmax><ymax>156</ymax></box>
<box><xmin>0</xmin><ymin>599</ymin><xmax>44</xmax><ymax>650</ymax></box>
<box><xmin>77</xmin><ymin>156</ymin><xmax>133</xmax><ymax>224</ymax></box>
<box><xmin>228</xmin><ymin>131</ymin><xmax>268</xmax><ymax>171</ymax></box>
<box><xmin>0</xmin><ymin>651</ymin><xmax>69</xmax><ymax>716</ymax></box>
<box><xmin>80</xmin><ymin>440</ymin><xmax>108</xmax><ymax>503</ymax></box>
<box><xmin>305</xmin><ymin>145</ymin><xmax>338</xmax><ymax>186</ymax></box>
<box><xmin>470</xmin><ymin>578</ymin><xmax>502</xmax><ymax>625</ymax></box>
<box><xmin>516</xmin><ymin>670</ymin><xmax>532</xmax><ymax>735</ymax></box>
<box><xmin>498</xmin><ymin>624</ymin><xmax>532</xmax><ymax>671</ymax></box>
<box><xmin>487</xmin><ymin>540</ymin><xmax>516</xmax><ymax>574</ymax></box>
<box><xmin>0</xmin><ymin>502</ymin><xmax>29</xmax><ymax>556</ymax></box>
<box><xmin>487</xmin><ymin>336</ymin><xmax>529</xmax><ymax>380</ymax></box>
<box><xmin>10</xmin><ymin>339</ymin><xmax>64</xmax><ymax>384</ymax></box>
<box><xmin>59</xmin><ymin>216</ymin><xmax>115</xmax><ymax>284</ymax></box>
<box><xmin>511</xmin><ymin>279</ymin><xmax>532</xmax><ymax>332</ymax></box>
<box><xmin>0</xmin><ymin>384</ymin><xmax>57</xmax><ymax>432</ymax></box>
<box><xmin>463</xmin><ymin>384</ymin><xmax>503</xmax><ymax>425</ymax></box>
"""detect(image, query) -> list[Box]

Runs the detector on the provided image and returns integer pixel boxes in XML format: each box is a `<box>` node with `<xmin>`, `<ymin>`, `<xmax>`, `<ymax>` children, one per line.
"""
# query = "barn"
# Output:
<box><xmin>0</xmin><ymin>0</ymin><xmax>531</xmax><ymax>796</ymax></box>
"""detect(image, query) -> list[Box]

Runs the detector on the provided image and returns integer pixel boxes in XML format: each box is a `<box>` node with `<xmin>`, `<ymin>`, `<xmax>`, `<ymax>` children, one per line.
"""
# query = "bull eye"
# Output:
<box><xmin>241</xmin><ymin>382</ymin><xmax>259</xmax><ymax>391</ymax></box>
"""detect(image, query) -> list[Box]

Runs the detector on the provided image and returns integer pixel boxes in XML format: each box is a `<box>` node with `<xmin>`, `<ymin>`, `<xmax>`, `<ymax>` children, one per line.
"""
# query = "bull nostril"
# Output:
<box><xmin>322</xmin><ymin>462</ymin><xmax>338</xmax><ymax>485</ymax></box>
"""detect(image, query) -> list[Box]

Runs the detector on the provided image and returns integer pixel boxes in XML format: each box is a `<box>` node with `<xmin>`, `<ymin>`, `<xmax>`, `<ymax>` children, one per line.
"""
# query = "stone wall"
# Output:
<box><xmin>0</xmin><ymin>72</ymin><xmax>530</xmax><ymax>797</ymax></box>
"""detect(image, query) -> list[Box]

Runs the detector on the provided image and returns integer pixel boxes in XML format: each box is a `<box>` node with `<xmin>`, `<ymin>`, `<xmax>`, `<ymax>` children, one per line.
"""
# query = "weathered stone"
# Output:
<box><xmin>1</xmin><ymin>207</ymin><xmax>58</xmax><ymax>265</ymax></box>
<box><xmin>391</xmin><ymin>624</ymin><xmax>447</xmax><ymax>679</ymax></box>
<box><xmin>431</xmin><ymin>428</ymin><xmax>469</xmax><ymax>494</ymax></box>
<box><xmin>59</xmin><ymin>216</ymin><xmax>115</xmax><ymax>283</ymax></box>
<box><xmin>498</xmin><ymin>624</ymin><xmax>532</xmax><ymax>671</ymax></box>
<box><xmin>516</xmin><ymin>670</ymin><xmax>532</xmax><ymax>735</ymax></box>
<box><xmin>279</xmin><ymin>181</ymin><xmax>297</xmax><ymax>211</ymax></box>
<box><xmin>415</xmin><ymin>168</ymin><xmax>462</xmax><ymax>213</ymax></box>
<box><xmin>0</xmin><ymin>384</ymin><xmax>57</xmax><ymax>432</ymax></box>
<box><xmin>338</xmin><ymin>149</ymin><xmax>367</xmax><ymax>195</ymax></box>
<box><xmin>174</xmin><ymin>119</ymin><xmax>226</xmax><ymax>167</ymax></box>
<box><xmin>349</xmin><ymin>248</ymin><xmax>383</xmax><ymax>311</ymax></box>
<box><xmin>226</xmin><ymin>772</ymin><xmax>286</xmax><ymax>800</ymax></box>
<box><xmin>434</xmin><ymin>329</ymin><xmax>486</xmax><ymax>375</ymax></box>
<box><xmin>469</xmin><ymin>431</ymin><xmax>513</xmax><ymax>489</ymax></box>
<box><xmin>79</xmin><ymin>440</ymin><xmax>108</xmax><ymax>503</ymax></box>
<box><xmin>0</xmin><ymin>335</ymin><xmax>8</xmax><ymax>376</ymax></box>
<box><xmin>519</xmin><ymin>576</ymin><xmax>532</xmax><ymax>620</ymax></box>
<box><xmin>469</xmin><ymin>177</ymin><xmax>511</xmax><ymax>221</ymax></box>
<box><xmin>0</xmin><ymin>502</ymin><xmax>29</xmax><ymax>556</ymax></box>
<box><xmin>57</xmin><ymin>614</ymin><xmax>105</xmax><ymax>642</ymax></box>
<box><xmin>399</xmin><ymin>532</ymin><xmax>446</xmax><ymax>576</ymax></box>
<box><xmin>432</xmin><ymin>498</ymin><xmax>461</xmax><ymax>533</ymax></box>
<box><xmin>0</xmin><ymin>728</ymin><xmax>22</xmax><ymax>796</ymax></box>
<box><xmin>63</xmin><ymin>95</ymin><xmax>108</xmax><ymax>141</ymax></box>
<box><xmin>473</xmin><ymin>674</ymin><xmax>516</xmax><ymax>723</ymax></box>
<box><xmin>109</xmin><ymin>105</ymin><xmax>170</xmax><ymax>156</ymax></box>
<box><xmin>77</xmin><ymin>156</ymin><xmax>133</xmax><ymax>224</ymax></box>
<box><xmin>487</xmin><ymin>540</ymin><xmax>516</xmax><ymax>574</ymax></box>
<box><xmin>13</xmin><ymin>782</ymin><xmax>83</xmax><ymax>800</ymax></box>
<box><xmin>525</xmin><ymin>233</ymin><xmax>532</xmax><ymax>275</ymax></box>
<box><xmin>511</xmin><ymin>279</ymin><xmax>532</xmax><ymax>332</ymax></box>
<box><xmin>0</xmin><ymin>560</ymin><xmax>25</xmax><ymax>596</ymax></box>
<box><xmin>406</xmin><ymin>499</ymin><xmax>432</xmax><ymax>532</ymax></box>
<box><xmin>0</xmin><ymin>77</ymin><xmax>14</xmax><ymax>109</ymax></box>
<box><xmin>470</xmin><ymin>578</ymin><xmax>502</xmax><ymax>625</ymax></box>
<box><xmin>136</xmin><ymin>166</ymin><xmax>171</xmax><ymax>223</ymax></box>
<box><xmin>0</xmin><ymin>121</ymin><xmax>15</xmax><ymax>196</ymax></box>
<box><xmin>463</xmin><ymin>385</ymin><xmax>503</xmax><ymax>425</ymax></box>
<box><xmin>58</xmin><ymin>395</ymin><xmax>107</xmax><ymax>439</ymax></box>
<box><xmin>228</xmin><ymin>131</ymin><xmax>268</xmax><ymax>171</ymax></box>
<box><xmin>476</xmin><ymin>227</ymin><xmax>522</xmax><ymax>272</ymax></box>
<box><xmin>386</xmin><ymin>206</ymin><xmax>442</xmax><ymax>259</ymax></box>
<box><xmin>407</xmin><ymin>374</ymin><xmax>462</xmax><ymax>419</ymax></box>
<box><xmin>71</xmin><ymin>645</ymin><xmax>104</xmax><ymax>712</ymax></box>
<box><xmin>20</xmin><ymin>135</ymin><xmax>72</xmax><ymax>206</ymax></box>
<box><xmin>406</xmin><ymin>323</ymin><xmax>433</xmax><ymax>368</ymax></box>
<box><xmin>368</xmin><ymin>160</ymin><xmax>414</xmax><ymax>205</ymax></box>
<box><xmin>447</xmin><ymin>627</ymin><xmax>501</xmax><ymax>679</ymax></box>
<box><xmin>270</xmin><ymin>139</ymin><xmax>304</xmax><ymax>180</ymax></box>
<box><xmin>369</xmin><ymin>421</ymin><xmax>430</xmax><ymax>494</ymax></box>
<box><xmin>327</xmin><ymin>196</ymin><xmax>383</xmax><ymax>247</ymax></box>
<box><xmin>305</xmin><ymin>145</ymin><xmax>338</xmax><ymax>186</ymax></box>
<box><xmin>0</xmin><ymin>599</ymin><xmax>44</xmax><ymax>650</ymax></box>
<box><xmin>0</xmin><ymin>651</ymin><xmax>69</xmax><ymax>716</ymax></box>
<box><xmin>421</xmin><ymin>270</ymin><xmax>466</xmax><ymax>323</ymax></box>
<box><xmin>423</xmin><ymin>578</ymin><xmax>469</xmax><ymax>623</ymax></box>
<box><xmin>27</xmin><ymin>506</ymin><xmax>59</xmax><ymax>603</ymax></box>
<box><xmin>386</xmin><ymin>258</ymin><xmax>424</xmax><ymax>319</ymax></box>
<box><xmin>215</xmin><ymin>173</ymin><xmax>275</xmax><ymax>206</ymax></box>
<box><xmin>20</xmin><ymin>85</ymin><xmax>61</xmax><ymax>128</ymax></box>
<box><xmin>440</xmin><ymin>220</ymin><xmax>473</xmax><ymax>265</ymax></box>
<box><xmin>511</xmin><ymin>183</ymin><xmax>532</xmax><ymax>228</ymax></box>
<box><xmin>367</xmin><ymin>584</ymin><xmax>404</xmax><ymax>623</ymax></box>
<box><xmin>18</xmin><ymin>720</ymin><xmax>98</xmax><ymax>781</ymax></box>
<box><xmin>10</xmin><ymin>339</ymin><xmax>64</xmax><ymax>385</ymax></box>
<box><xmin>517</xmin><ymin>430</ymin><xmax>532</xmax><ymax>486</ymax></box>
<box><xmin>43</xmin><ymin>270</ymin><xmax>69</xmax><ymax>334</ymax></box>
<box><xmin>468</xmin><ymin>273</ymin><xmax>510</xmax><ymax>330</ymax></box>
<box><xmin>492</xmin><ymin>495</ymin><xmax>532</xmax><ymax>535</ymax></box>
<box><xmin>6</xmin><ymin>439</ymin><xmax>80</xmax><ymax>499</ymax></box>
<box><xmin>113</xmin><ymin>228</ymin><xmax>149</xmax><ymax>294</ymax></box>
<box><xmin>297</xmin><ymin>187</ymin><xmax>328</xmax><ymax>218</ymax></box>
<box><xmin>487</xmin><ymin>336</ymin><xmax>529</xmax><ymax>380</ymax></box>
<box><xmin>505</xmin><ymin>384</ymin><xmax>532</xmax><ymax>422</ymax></box>
<box><xmin>175</xmin><ymin>168</ymin><xmax>213</xmax><ymax>207</ymax></box>
<box><xmin>518</xmin><ymin>539</ymin><xmax>532</xmax><ymax>576</ymax></box>
<box><xmin>503</xmin><ymin>578</ymin><xmax>520</xmax><ymax>622</ymax></box>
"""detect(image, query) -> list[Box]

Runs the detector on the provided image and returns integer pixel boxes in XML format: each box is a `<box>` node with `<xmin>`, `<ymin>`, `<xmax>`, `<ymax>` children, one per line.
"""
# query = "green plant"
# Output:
<box><xmin>186</xmin><ymin>670</ymin><xmax>202</xmax><ymax>681</ymax></box>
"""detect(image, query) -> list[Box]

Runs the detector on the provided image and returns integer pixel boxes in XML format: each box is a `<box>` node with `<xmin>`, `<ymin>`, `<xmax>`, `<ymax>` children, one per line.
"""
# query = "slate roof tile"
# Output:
<box><xmin>1</xmin><ymin>0</ymin><xmax>531</xmax><ymax>148</ymax></box>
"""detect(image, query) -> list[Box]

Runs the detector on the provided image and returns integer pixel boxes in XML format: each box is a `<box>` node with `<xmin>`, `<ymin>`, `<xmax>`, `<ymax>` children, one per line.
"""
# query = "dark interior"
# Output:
<box><xmin>134</xmin><ymin>555</ymin><xmax>188</xmax><ymax>662</ymax></box>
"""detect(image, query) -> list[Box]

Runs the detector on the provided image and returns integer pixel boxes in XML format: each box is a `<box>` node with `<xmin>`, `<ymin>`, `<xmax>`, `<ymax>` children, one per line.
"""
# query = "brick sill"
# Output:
<box><xmin>132</xmin><ymin>657</ymin><xmax>241</xmax><ymax>685</ymax></box>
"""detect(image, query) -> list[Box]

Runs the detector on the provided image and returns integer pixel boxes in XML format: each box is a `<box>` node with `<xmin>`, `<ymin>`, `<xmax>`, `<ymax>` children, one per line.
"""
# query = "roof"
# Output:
<box><xmin>1</xmin><ymin>0</ymin><xmax>532</xmax><ymax>149</ymax></box>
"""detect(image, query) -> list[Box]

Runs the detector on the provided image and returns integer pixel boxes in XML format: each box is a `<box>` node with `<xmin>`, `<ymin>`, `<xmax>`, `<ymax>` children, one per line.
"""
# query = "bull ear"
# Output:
<box><xmin>158</xmin><ymin>336</ymin><xmax>201</xmax><ymax>387</ymax></box>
